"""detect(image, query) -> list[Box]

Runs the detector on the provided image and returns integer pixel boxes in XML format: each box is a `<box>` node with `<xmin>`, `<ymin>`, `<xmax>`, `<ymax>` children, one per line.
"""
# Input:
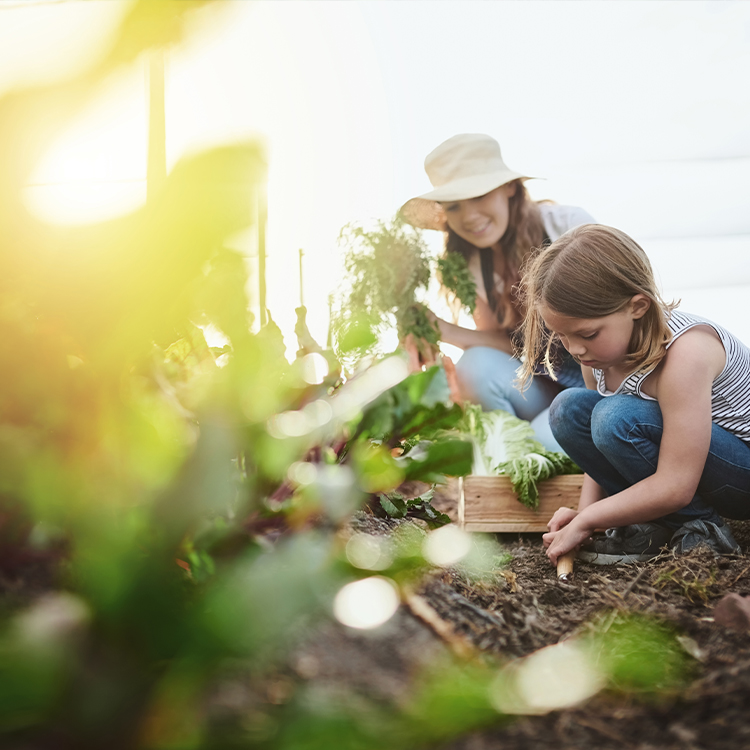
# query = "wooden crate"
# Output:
<box><xmin>458</xmin><ymin>474</ymin><xmax>584</xmax><ymax>532</ymax></box>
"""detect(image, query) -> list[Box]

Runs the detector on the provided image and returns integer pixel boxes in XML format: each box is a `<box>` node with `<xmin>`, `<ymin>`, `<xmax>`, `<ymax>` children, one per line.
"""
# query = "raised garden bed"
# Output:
<box><xmin>458</xmin><ymin>474</ymin><xmax>584</xmax><ymax>533</ymax></box>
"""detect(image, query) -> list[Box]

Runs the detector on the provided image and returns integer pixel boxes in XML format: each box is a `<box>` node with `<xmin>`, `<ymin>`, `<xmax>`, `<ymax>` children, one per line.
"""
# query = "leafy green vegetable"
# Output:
<box><xmin>458</xmin><ymin>404</ymin><xmax>580</xmax><ymax>509</ymax></box>
<box><xmin>332</xmin><ymin>217</ymin><xmax>479</xmax><ymax>370</ymax></box>
<box><xmin>378</xmin><ymin>487</ymin><xmax>452</xmax><ymax>528</ymax></box>
<box><xmin>352</xmin><ymin>364</ymin><xmax>465</xmax><ymax>447</ymax></box>
<box><xmin>401</xmin><ymin>303</ymin><xmax>442</xmax><ymax>347</ymax></box>
<box><xmin>397</xmin><ymin>439</ymin><xmax>473</xmax><ymax>484</ymax></box>
<box><xmin>437</xmin><ymin>252</ymin><xmax>477</xmax><ymax>315</ymax></box>
<box><xmin>331</xmin><ymin>214</ymin><xmax>439</xmax><ymax>367</ymax></box>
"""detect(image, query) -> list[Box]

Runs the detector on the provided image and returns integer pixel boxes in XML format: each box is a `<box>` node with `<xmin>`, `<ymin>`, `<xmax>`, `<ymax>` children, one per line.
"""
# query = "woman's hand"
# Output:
<box><xmin>402</xmin><ymin>332</ymin><xmax>438</xmax><ymax>373</ymax></box>
<box><xmin>402</xmin><ymin>335</ymin><xmax>463</xmax><ymax>404</ymax></box>
<box><xmin>442</xmin><ymin>355</ymin><xmax>463</xmax><ymax>404</ymax></box>
<box><xmin>422</xmin><ymin>307</ymin><xmax>438</xmax><ymax>325</ymax></box>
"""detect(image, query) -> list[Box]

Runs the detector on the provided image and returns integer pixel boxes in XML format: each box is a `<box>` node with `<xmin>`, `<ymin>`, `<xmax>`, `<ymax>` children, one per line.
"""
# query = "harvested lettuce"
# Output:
<box><xmin>459</xmin><ymin>404</ymin><xmax>579</xmax><ymax>509</ymax></box>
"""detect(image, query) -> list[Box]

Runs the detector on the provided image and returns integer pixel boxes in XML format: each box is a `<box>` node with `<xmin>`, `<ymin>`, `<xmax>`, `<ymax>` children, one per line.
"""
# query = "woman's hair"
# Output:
<box><xmin>443</xmin><ymin>179</ymin><xmax>546</xmax><ymax>329</ymax></box>
<box><xmin>517</xmin><ymin>224</ymin><xmax>678</xmax><ymax>389</ymax></box>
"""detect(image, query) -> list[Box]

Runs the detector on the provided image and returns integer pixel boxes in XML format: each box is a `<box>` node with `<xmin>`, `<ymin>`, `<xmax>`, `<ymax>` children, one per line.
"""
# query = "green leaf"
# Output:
<box><xmin>404</xmin><ymin>501</ymin><xmax>451</xmax><ymax>529</ymax></box>
<box><xmin>378</xmin><ymin>489</ymin><xmax>451</xmax><ymax>529</ymax></box>
<box><xmin>379</xmin><ymin>493</ymin><xmax>408</xmax><ymax>518</ymax></box>
<box><xmin>399</xmin><ymin>440</ymin><xmax>473</xmax><ymax>483</ymax></box>
<box><xmin>352</xmin><ymin>443</ymin><xmax>405</xmax><ymax>493</ymax></box>
<box><xmin>437</xmin><ymin>253</ymin><xmax>477</xmax><ymax>315</ymax></box>
<box><xmin>586</xmin><ymin>612</ymin><xmax>691</xmax><ymax>693</ymax></box>
<box><xmin>335</xmin><ymin>311</ymin><xmax>380</xmax><ymax>354</ymax></box>
<box><xmin>353</xmin><ymin>365</ymin><xmax>463</xmax><ymax>445</ymax></box>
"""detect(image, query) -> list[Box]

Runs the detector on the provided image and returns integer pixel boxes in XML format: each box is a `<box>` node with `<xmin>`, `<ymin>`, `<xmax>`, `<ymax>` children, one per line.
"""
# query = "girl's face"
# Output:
<box><xmin>440</xmin><ymin>183</ymin><xmax>515</xmax><ymax>249</ymax></box>
<box><xmin>540</xmin><ymin>296</ymin><xmax>650</xmax><ymax>372</ymax></box>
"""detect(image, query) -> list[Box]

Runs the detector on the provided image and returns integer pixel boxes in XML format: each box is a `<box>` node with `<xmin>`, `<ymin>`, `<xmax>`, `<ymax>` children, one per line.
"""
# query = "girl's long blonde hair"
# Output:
<box><xmin>518</xmin><ymin>224</ymin><xmax>678</xmax><ymax>389</ymax></box>
<box><xmin>443</xmin><ymin>180</ymin><xmax>546</xmax><ymax>329</ymax></box>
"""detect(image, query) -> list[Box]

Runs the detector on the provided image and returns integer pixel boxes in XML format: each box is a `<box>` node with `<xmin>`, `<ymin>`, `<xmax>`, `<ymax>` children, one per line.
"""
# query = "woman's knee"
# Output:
<box><xmin>530</xmin><ymin>409</ymin><xmax>564</xmax><ymax>452</ymax></box>
<box><xmin>455</xmin><ymin>347</ymin><xmax>514</xmax><ymax>384</ymax></box>
<box><xmin>454</xmin><ymin>347</ymin><xmax>517</xmax><ymax>410</ymax></box>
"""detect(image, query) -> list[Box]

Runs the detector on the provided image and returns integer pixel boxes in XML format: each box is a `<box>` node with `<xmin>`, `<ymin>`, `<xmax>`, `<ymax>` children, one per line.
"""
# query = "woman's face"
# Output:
<box><xmin>440</xmin><ymin>183</ymin><xmax>515</xmax><ymax>249</ymax></box>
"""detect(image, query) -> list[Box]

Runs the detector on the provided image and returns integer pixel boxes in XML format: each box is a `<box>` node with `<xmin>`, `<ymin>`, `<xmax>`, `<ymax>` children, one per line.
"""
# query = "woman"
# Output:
<box><xmin>400</xmin><ymin>133</ymin><xmax>594</xmax><ymax>450</ymax></box>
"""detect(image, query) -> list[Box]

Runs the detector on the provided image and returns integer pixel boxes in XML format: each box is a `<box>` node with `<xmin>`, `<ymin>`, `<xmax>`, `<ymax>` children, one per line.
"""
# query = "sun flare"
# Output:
<box><xmin>24</xmin><ymin>64</ymin><xmax>148</xmax><ymax>226</ymax></box>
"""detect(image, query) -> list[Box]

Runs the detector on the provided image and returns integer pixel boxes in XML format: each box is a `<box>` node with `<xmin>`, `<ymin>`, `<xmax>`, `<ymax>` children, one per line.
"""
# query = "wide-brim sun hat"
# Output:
<box><xmin>399</xmin><ymin>133</ymin><xmax>535</xmax><ymax>231</ymax></box>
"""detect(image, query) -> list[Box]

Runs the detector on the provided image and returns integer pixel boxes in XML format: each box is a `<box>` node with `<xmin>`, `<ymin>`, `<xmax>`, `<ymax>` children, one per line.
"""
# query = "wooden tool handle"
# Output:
<box><xmin>557</xmin><ymin>551</ymin><xmax>575</xmax><ymax>581</ymax></box>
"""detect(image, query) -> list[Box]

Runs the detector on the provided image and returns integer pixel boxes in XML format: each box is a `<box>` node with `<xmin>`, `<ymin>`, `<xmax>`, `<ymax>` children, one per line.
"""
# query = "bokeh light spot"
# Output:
<box><xmin>345</xmin><ymin>533</ymin><xmax>394</xmax><ymax>571</ymax></box>
<box><xmin>287</xmin><ymin>461</ymin><xmax>317</xmax><ymax>486</ymax></box>
<box><xmin>302</xmin><ymin>398</ymin><xmax>333</xmax><ymax>428</ymax></box>
<box><xmin>16</xmin><ymin>593</ymin><xmax>90</xmax><ymax>647</ymax></box>
<box><xmin>423</xmin><ymin>524</ymin><xmax>472</xmax><ymax>567</ymax></box>
<box><xmin>333</xmin><ymin>576</ymin><xmax>399</xmax><ymax>629</ymax></box>
<box><xmin>267</xmin><ymin>410</ymin><xmax>313</xmax><ymax>438</ymax></box>
<box><xmin>492</xmin><ymin>640</ymin><xmax>606</xmax><ymax>715</ymax></box>
<box><xmin>300</xmin><ymin>352</ymin><xmax>329</xmax><ymax>384</ymax></box>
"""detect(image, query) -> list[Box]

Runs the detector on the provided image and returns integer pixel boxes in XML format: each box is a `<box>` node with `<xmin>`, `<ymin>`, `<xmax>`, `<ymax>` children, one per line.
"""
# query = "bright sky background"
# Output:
<box><xmin>2</xmin><ymin>0</ymin><xmax>749</xmax><ymax>352</ymax></box>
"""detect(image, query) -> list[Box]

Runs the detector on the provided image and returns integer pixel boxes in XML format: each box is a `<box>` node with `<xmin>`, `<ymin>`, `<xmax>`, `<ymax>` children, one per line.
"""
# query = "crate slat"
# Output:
<box><xmin>458</xmin><ymin>474</ymin><xmax>584</xmax><ymax>532</ymax></box>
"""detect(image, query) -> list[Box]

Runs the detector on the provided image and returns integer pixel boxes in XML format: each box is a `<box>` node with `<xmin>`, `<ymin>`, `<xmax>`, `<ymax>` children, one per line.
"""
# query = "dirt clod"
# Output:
<box><xmin>713</xmin><ymin>592</ymin><xmax>750</xmax><ymax>633</ymax></box>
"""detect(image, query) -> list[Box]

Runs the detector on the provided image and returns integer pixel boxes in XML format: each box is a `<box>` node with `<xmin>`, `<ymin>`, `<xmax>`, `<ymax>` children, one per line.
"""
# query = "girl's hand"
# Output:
<box><xmin>547</xmin><ymin>506</ymin><xmax>578</xmax><ymax>535</ymax></box>
<box><xmin>543</xmin><ymin>519</ymin><xmax>592</xmax><ymax>566</ymax></box>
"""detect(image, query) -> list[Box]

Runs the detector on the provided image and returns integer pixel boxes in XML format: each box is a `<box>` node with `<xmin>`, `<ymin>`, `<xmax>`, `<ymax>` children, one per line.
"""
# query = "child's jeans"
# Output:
<box><xmin>549</xmin><ymin>388</ymin><xmax>750</xmax><ymax>529</ymax></box>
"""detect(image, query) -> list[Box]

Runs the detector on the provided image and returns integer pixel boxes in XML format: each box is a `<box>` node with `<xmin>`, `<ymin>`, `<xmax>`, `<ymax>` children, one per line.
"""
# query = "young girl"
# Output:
<box><xmin>400</xmin><ymin>133</ymin><xmax>595</xmax><ymax>451</ymax></box>
<box><xmin>519</xmin><ymin>224</ymin><xmax>748</xmax><ymax>566</ymax></box>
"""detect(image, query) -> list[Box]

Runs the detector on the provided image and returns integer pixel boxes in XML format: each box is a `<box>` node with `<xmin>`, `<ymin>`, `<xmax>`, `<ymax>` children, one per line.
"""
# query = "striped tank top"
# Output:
<box><xmin>594</xmin><ymin>310</ymin><xmax>750</xmax><ymax>443</ymax></box>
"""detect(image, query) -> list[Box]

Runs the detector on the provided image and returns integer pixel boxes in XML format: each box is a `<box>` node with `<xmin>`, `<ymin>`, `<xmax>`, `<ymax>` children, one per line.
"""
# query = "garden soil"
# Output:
<box><xmin>319</xmin><ymin>482</ymin><xmax>750</xmax><ymax>750</ymax></box>
<box><xmin>5</xmin><ymin>483</ymin><xmax>750</xmax><ymax>750</ymax></box>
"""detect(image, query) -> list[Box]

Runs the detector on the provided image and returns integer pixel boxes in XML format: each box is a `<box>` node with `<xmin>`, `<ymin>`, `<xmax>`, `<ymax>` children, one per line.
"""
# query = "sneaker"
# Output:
<box><xmin>670</xmin><ymin>519</ymin><xmax>741</xmax><ymax>555</ymax></box>
<box><xmin>577</xmin><ymin>522</ymin><xmax>674</xmax><ymax>565</ymax></box>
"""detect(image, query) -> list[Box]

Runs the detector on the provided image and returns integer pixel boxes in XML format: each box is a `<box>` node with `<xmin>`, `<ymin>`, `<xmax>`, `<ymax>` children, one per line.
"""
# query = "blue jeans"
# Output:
<box><xmin>455</xmin><ymin>346</ymin><xmax>564</xmax><ymax>452</ymax></box>
<box><xmin>549</xmin><ymin>388</ymin><xmax>750</xmax><ymax>528</ymax></box>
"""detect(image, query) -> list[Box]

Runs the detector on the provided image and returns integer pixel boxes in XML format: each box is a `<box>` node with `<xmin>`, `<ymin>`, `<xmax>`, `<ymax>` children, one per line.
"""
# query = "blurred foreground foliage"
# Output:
<box><xmin>0</xmin><ymin>2</ymin><xmax>691</xmax><ymax>748</ymax></box>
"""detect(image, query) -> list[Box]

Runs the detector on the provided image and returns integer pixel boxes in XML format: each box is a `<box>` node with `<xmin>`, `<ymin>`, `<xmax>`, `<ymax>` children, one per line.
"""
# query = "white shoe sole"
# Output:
<box><xmin>577</xmin><ymin>549</ymin><xmax>657</xmax><ymax>565</ymax></box>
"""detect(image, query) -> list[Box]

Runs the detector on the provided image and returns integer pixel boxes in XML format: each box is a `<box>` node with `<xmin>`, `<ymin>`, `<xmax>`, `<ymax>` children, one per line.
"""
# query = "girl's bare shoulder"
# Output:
<box><xmin>648</xmin><ymin>325</ymin><xmax>726</xmax><ymax>396</ymax></box>
<box><xmin>667</xmin><ymin>325</ymin><xmax>725</xmax><ymax>371</ymax></box>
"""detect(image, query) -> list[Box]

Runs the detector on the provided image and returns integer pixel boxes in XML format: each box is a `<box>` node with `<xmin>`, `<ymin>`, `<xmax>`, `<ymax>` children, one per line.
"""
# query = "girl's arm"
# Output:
<box><xmin>546</xmin><ymin>327</ymin><xmax>726</xmax><ymax>564</ymax></box>
<box><xmin>544</xmin><ymin>368</ymin><xmax>602</xmax><ymax>541</ymax></box>
<box><xmin>432</xmin><ymin>295</ymin><xmax>516</xmax><ymax>353</ymax></box>
<box><xmin>578</xmin><ymin>473</ymin><xmax>605</xmax><ymax>511</ymax></box>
